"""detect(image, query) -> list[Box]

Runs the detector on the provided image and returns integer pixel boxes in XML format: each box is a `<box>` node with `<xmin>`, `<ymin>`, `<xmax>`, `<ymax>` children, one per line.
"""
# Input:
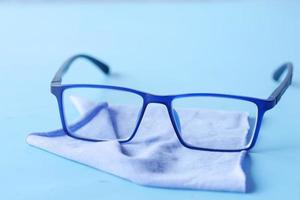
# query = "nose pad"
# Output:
<box><xmin>172</xmin><ymin>109</ymin><xmax>182</xmax><ymax>133</ymax></box>
<box><xmin>133</xmin><ymin>104</ymin><xmax>175</xmax><ymax>140</ymax></box>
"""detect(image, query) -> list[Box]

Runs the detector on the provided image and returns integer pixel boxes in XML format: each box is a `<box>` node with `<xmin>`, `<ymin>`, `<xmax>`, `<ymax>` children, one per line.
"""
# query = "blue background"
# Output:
<box><xmin>0</xmin><ymin>1</ymin><xmax>299</xmax><ymax>199</ymax></box>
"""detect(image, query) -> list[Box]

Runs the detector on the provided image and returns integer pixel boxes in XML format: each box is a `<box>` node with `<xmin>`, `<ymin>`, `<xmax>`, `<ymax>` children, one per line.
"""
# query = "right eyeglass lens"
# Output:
<box><xmin>172</xmin><ymin>96</ymin><xmax>258</xmax><ymax>150</ymax></box>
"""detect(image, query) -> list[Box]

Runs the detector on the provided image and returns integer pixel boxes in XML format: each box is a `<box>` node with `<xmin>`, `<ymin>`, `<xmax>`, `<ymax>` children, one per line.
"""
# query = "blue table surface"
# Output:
<box><xmin>1</xmin><ymin>1</ymin><xmax>300</xmax><ymax>199</ymax></box>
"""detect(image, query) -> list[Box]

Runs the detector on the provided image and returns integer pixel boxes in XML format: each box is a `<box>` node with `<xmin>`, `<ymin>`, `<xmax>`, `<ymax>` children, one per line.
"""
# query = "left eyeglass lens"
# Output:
<box><xmin>62</xmin><ymin>87</ymin><xmax>144</xmax><ymax>141</ymax></box>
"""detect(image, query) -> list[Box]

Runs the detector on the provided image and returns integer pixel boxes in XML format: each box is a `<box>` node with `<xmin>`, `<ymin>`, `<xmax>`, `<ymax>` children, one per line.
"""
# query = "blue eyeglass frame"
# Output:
<box><xmin>50</xmin><ymin>54</ymin><xmax>293</xmax><ymax>152</ymax></box>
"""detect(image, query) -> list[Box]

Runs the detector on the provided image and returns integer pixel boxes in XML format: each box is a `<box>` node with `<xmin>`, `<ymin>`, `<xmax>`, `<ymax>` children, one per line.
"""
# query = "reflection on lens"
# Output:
<box><xmin>63</xmin><ymin>87</ymin><xmax>143</xmax><ymax>141</ymax></box>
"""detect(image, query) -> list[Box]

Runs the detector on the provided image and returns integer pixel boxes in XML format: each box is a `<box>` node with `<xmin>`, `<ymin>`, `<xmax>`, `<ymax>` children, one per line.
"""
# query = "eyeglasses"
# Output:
<box><xmin>51</xmin><ymin>54</ymin><xmax>293</xmax><ymax>152</ymax></box>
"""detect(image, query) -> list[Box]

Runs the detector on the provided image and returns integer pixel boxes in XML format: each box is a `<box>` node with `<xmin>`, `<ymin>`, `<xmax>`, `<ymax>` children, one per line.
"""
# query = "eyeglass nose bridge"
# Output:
<box><xmin>141</xmin><ymin>93</ymin><xmax>182</xmax><ymax>142</ymax></box>
<box><xmin>143</xmin><ymin>93</ymin><xmax>173</xmax><ymax>105</ymax></box>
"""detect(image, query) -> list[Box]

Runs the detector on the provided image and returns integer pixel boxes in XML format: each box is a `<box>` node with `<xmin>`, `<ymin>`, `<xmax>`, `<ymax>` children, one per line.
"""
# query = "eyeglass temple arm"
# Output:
<box><xmin>51</xmin><ymin>54</ymin><xmax>110</xmax><ymax>85</ymax></box>
<box><xmin>267</xmin><ymin>62</ymin><xmax>293</xmax><ymax>105</ymax></box>
<box><xmin>51</xmin><ymin>55</ymin><xmax>293</xmax><ymax>105</ymax></box>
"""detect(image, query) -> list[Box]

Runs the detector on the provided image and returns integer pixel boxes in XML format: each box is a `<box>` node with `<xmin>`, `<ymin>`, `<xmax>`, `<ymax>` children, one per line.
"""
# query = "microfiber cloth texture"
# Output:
<box><xmin>27</xmin><ymin>96</ymin><xmax>250</xmax><ymax>192</ymax></box>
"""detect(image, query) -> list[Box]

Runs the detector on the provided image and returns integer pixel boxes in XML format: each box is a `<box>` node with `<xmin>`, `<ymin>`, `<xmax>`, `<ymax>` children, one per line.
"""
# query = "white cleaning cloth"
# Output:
<box><xmin>27</xmin><ymin>97</ymin><xmax>250</xmax><ymax>192</ymax></box>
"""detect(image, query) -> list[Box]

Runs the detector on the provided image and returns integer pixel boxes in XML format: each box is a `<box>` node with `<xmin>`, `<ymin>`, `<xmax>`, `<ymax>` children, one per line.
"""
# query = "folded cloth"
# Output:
<box><xmin>27</xmin><ymin>96</ymin><xmax>250</xmax><ymax>192</ymax></box>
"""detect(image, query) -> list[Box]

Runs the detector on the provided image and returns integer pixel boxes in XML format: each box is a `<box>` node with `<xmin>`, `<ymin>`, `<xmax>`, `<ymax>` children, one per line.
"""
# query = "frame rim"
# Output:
<box><xmin>48</xmin><ymin>54</ymin><xmax>293</xmax><ymax>152</ymax></box>
<box><xmin>51</xmin><ymin>83</ymin><xmax>270</xmax><ymax>152</ymax></box>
